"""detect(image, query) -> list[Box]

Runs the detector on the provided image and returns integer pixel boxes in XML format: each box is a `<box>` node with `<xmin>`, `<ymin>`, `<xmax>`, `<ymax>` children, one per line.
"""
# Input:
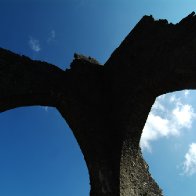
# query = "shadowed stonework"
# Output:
<box><xmin>1</xmin><ymin>12</ymin><xmax>196</xmax><ymax>195</ymax></box>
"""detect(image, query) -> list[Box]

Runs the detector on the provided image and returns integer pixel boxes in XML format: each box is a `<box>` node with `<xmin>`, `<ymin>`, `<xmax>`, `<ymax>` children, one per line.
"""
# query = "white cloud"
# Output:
<box><xmin>47</xmin><ymin>30</ymin><xmax>56</xmax><ymax>43</ymax></box>
<box><xmin>141</xmin><ymin>113</ymin><xmax>171</xmax><ymax>151</ymax></box>
<box><xmin>29</xmin><ymin>37</ymin><xmax>41</xmax><ymax>52</ymax></box>
<box><xmin>141</xmin><ymin>112</ymin><xmax>180</xmax><ymax>152</ymax></box>
<box><xmin>140</xmin><ymin>93</ymin><xmax>196</xmax><ymax>152</ymax></box>
<box><xmin>172</xmin><ymin>104</ymin><xmax>195</xmax><ymax>128</ymax></box>
<box><xmin>169</xmin><ymin>95</ymin><xmax>181</xmax><ymax>105</ymax></box>
<box><xmin>182</xmin><ymin>143</ymin><xmax>196</xmax><ymax>176</ymax></box>
<box><xmin>152</xmin><ymin>100</ymin><xmax>165</xmax><ymax>112</ymax></box>
<box><xmin>184</xmin><ymin>90</ymin><xmax>190</xmax><ymax>97</ymax></box>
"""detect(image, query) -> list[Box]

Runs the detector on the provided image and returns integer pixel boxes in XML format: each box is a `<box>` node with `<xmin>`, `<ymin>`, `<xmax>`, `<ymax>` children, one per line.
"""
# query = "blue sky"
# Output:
<box><xmin>1</xmin><ymin>0</ymin><xmax>196</xmax><ymax>195</ymax></box>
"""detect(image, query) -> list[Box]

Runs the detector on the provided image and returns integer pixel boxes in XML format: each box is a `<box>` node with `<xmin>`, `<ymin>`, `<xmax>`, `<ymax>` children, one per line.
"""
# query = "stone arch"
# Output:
<box><xmin>1</xmin><ymin>12</ymin><xmax>196</xmax><ymax>196</ymax></box>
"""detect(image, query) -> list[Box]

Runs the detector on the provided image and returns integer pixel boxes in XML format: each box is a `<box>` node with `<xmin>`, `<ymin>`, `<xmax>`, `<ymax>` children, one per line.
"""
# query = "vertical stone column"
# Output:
<box><xmin>120</xmin><ymin>140</ymin><xmax>162</xmax><ymax>196</ymax></box>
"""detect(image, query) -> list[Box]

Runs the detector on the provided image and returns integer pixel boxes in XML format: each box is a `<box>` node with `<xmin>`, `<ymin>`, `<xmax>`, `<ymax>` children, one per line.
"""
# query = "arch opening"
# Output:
<box><xmin>140</xmin><ymin>90</ymin><xmax>196</xmax><ymax>196</ymax></box>
<box><xmin>0</xmin><ymin>106</ymin><xmax>90</xmax><ymax>196</ymax></box>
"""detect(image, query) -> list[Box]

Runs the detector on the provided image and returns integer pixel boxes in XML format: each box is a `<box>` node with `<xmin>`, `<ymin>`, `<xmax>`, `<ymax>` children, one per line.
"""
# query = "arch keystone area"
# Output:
<box><xmin>1</xmin><ymin>12</ymin><xmax>196</xmax><ymax>195</ymax></box>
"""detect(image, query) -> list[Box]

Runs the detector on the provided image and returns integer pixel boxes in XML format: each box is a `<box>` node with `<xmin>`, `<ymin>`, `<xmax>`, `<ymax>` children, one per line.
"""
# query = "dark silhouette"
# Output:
<box><xmin>1</xmin><ymin>12</ymin><xmax>196</xmax><ymax>195</ymax></box>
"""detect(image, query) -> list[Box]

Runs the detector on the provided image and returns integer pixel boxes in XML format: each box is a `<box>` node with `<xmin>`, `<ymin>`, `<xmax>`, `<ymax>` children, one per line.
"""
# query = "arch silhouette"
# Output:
<box><xmin>1</xmin><ymin>12</ymin><xmax>196</xmax><ymax>195</ymax></box>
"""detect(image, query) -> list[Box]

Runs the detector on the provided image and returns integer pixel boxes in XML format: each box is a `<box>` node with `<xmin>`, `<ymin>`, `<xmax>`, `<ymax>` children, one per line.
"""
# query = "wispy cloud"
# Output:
<box><xmin>184</xmin><ymin>90</ymin><xmax>190</xmax><ymax>97</ymax></box>
<box><xmin>44</xmin><ymin>106</ymin><xmax>48</xmax><ymax>112</ymax></box>
<box><xmin>182</xmin><ymin>143</ymin><xmax>196</xmax><ymax>176</ymax></box>
<box><xmin>140</xmin><ymin>92</ymin><xmax>196</xmax><ymax>152</ymax></box>
<box><xmin>29</xmin><ymin>36</ymin><xmax>41</xmax><ymax>52</ymax></box>
<box><xmin>47</xmin><ymin>30</ymin><xmax>56</xmax><ymax>43</ymax></box>
<box><xmin>173</xmin><ymin>104</ymin><xmax>194</xmax><ymax>128</ymax></box>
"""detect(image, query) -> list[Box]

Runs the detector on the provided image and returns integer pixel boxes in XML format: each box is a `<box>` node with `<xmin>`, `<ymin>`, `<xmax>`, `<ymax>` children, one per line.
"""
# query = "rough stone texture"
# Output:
<box><xmin>1</xmin><ymin>12</ymin><xmax>196</xmax><ymax>195</ymax></box>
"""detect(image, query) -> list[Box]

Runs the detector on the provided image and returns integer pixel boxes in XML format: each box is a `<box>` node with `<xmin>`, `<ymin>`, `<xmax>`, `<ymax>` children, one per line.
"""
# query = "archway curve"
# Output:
<box><xmin>0</xmin><ymin>106</ymin><xmax>90</xmax><ymax>196</ymax></box>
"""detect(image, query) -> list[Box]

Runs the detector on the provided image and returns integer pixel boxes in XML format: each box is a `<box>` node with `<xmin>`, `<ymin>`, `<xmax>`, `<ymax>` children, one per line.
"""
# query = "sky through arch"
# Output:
<box><xmin>0</xmin><ymin>106</ymin><xmax>89</xmax><ymax>196</ymax></box>
<box><xmin>141</xmin><ymin>90</ymin><xmax>196</xmax><ymax>196</ymax></box>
